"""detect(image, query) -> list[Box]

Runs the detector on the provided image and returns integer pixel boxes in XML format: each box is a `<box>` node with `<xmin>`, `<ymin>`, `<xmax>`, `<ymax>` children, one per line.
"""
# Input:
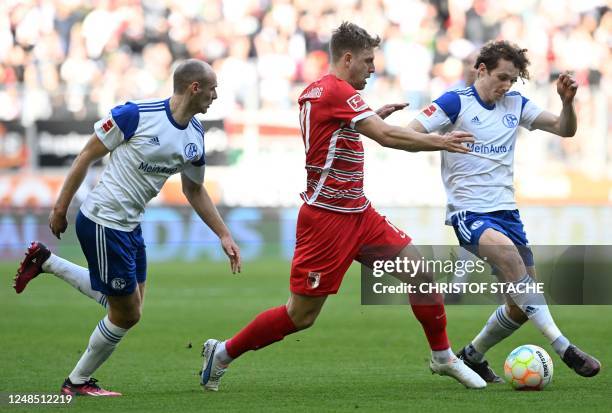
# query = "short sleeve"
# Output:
<box><xmin>519</xmin><ymin>97</ymin><xmax>544</xmax><ymax>131</ymax></box>
<box><xmin>415</xmin><ymin>91</ymin><xmax>461</xmax><ymax>132</ymax></box>
<box><xmin>182</xmin><ymin>163</ymin><xmax>205</xmax><ymax>185</ymax></box>
<box><xmin>328</xmin><ymin>82</ymin><xmax>376</xmax><ymax>129</ymax></box>
<box><xmin>183</xmin><ymin>118</ymin><xmax>205</xmax><ymax>184</ymax></box>
<box><xmin>93</xmin><ymin>102</ymin><xmax>139</xmax><ymax>150</ymax></box>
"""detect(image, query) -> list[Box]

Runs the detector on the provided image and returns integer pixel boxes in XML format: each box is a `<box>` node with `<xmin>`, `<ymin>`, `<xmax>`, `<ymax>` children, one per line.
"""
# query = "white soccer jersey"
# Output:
<box><xmin>80</xmin><ymin>98</ymin><xmax>206</xmax><ymax>230</ymax></box>
<box><xmin>415</xmin><ymin>85</ymin><xmax>544</xmax><ymax>223</ymax></box>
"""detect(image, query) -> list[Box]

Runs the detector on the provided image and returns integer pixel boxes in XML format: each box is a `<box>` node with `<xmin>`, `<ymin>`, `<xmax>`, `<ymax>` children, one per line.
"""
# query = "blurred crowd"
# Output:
<box><xmin>0</xmin><ymin>0</ymin><xmax>610</xmax><ymax>171</ymax></box>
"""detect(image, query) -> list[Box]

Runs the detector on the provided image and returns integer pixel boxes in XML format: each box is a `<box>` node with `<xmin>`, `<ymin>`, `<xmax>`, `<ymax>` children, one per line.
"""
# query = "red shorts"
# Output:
<box><xmin>290</xmin><ymin>204</ymin><xmax>411</xmax><ymax>296</ymax></box>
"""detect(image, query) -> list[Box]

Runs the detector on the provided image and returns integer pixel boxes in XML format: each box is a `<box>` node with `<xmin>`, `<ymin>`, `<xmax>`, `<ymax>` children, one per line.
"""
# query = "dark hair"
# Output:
<box><xmin>329</xmin><ymin>22</ymin><xmax>381</xmax><ymax>62</ymax></box>
<box><xmin>475</xmin><ymin>40</ymin><xmax>530</xmax><ymax>80</ymax></box>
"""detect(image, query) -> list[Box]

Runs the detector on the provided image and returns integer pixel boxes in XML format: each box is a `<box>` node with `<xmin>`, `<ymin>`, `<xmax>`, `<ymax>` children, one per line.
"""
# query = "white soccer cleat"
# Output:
<box><xmin>429</xmin><ymin>357</ymin><xmax>487</xmax><ymax>389</ymax></box>
<box><xmin>200</xmin><ymin>339</ymin><xmax>228</xmax><ymax>391</ymax></box>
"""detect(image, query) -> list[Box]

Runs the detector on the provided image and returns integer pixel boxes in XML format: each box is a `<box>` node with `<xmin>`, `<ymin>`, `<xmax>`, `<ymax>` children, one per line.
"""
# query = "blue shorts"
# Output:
<box><xmin>451</xmin><ymin>210</ymin><xmax>534</xmax><ymax>267</ymax></box>
<box><xmin>76</xmin><ymin>210</ymin><xmax>147</xmax><ymax>296</ymax></box>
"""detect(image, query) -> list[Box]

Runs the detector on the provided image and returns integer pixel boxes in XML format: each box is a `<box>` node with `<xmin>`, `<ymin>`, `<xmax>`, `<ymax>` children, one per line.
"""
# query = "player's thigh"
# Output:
<box><xmin>75</xmin><ymin>211</ymin><xmax>140</xmax><ymax>297</ymax></box>
<box><xmin>356</xmin><ymin>207</ymin><xmax>412</xmax><ymax>278</ymax></box>
<box><xmin>290</xmin><ymin>204</ymin><xmax>360</xmax><ymax>296</ymax></box>
<box><xmin>134</xmin><ymin>235</ymin><xmax>147</xmax><ymax>305</ymax></box>
<box><xmin>526</xmin><ymin>265</ymin><xmax>537</xmax><ymax>279</ymax></box>
<box><xmin>478</xmin><ymin>228</ymin><xmax>526</xmax><ymax>281</ymax></box>
<box><xmin>138</xmin><ymin>282</ymin><xmax>146</xmax><ymax>305</ymax></box>
<box><xmin>286</xmin><ymin>292</ymin><xmax>328</xmax><ymax>329</ymax></box>
<box><xmin>390</xmin><ymin>243</ymin><xmax>436</xmax><ymax>283</ymax></box>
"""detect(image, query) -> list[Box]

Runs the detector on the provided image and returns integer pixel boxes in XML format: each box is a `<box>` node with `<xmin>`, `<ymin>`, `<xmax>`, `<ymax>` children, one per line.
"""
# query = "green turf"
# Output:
<box><xmin>1</xmin><ymin>259</ymin><xmax>610</xmax><ymax>412</ymax></box>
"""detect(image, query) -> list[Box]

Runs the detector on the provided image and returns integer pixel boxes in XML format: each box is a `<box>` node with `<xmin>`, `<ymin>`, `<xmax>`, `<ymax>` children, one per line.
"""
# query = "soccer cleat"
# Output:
<box><xmin>456</xmin><ymin>348</ymin><xmax>504</xmax><ymax>383</ymax></box>
<box><xmin>430</xmin><ymin>357</ymin><xmax>487</xmax><ymax>389</ymax></box>
<box><xmin>60</xmin><ymin>378</ymin><xmax>122</xmax><ymax>397</ymax></box>
<box><xmin>200</xmin><ymin>339</ymin><xmax>228</xmax><ymax>391</ymax></box>
<box><xmin>13</xmin><ymin>241</ymin><xmax>51</xmax><ymax>294</ymax></box>
<box><xmin>562</xmin><ymin>345</ymin><xmax>601</xmax><ymax>377</ymax></box>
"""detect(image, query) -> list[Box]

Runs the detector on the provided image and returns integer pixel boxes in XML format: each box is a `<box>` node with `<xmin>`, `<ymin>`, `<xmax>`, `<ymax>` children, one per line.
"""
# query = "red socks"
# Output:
<box><xmin>224</xmin><ymin>298</ymin><xmax>449</xmax><ymax>359</ymax></box>
<box><xmin>409</xmin><ymin>292</ymin><xmax>450</xmax><ymax>351</ymax></box>
<box><xmin>226</xmin><ymin>305</ymin><xmax>297</xmax><ymax>359</ymax></box>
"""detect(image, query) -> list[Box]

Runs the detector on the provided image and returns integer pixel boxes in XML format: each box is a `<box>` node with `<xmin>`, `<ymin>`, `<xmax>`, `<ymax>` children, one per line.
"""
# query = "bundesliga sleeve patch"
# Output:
<box><xmin>423</xmin><ymin>104</ymin><xmax>437</xmax><ymax>117</ymax></box>
<box><xmin>346</xmin><ymin>94</ymin><xmax>368</xmax><ymax>112</ymax></box>
<box><xmin>101</xmin><ymin>118</ymin><xmax>114</xmax><ymax>132</ymax></box>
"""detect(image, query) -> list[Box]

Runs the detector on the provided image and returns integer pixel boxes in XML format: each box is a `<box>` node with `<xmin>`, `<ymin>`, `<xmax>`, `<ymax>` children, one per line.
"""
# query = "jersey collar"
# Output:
<box><xmin>164</xmin><ymin>98</ymin><xmax>189</xmax><ymax>130</ymax></box>
<box><xmin>471</xmin><ymin>85</ymin><xmax>495</xmax><ymax>111</ymax></box>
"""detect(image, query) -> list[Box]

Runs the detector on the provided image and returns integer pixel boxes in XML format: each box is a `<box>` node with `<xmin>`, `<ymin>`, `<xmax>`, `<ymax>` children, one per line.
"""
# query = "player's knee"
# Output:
<box><xmin>495</xmin><ymin>250</ymin><xmax>525</xmax><ymax>281</ymax></box>
<box><xmin>123</xmin><ymin>310</ymin><xmax>142</xmax><ymax>328</ymax></box>
<box><xmin>109</xmin><ymin>306</ymin><xmax>142</xmax><ymax>329</ymax></box>
<box><xmin>293</xmin><ymin>314</ymin><xmax>317</xmax><ymax>330</ymax></box>
<box><xmin>506</xmin><ymin>303</ymin><xmax>528</xmax><ymax>324</ymax></box>
<box><xmin>288</xmin><ymin>309</ymin><xmax>318</xmax><ymax>330</ymax></box>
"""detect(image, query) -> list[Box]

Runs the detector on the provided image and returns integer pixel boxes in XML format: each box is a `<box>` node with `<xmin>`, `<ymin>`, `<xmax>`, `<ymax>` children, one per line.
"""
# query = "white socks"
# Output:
<box><xmin>215</xmin><ymin>341</ymin><xmax>233</xmax><ymax>365</ymax></box>
<box><xmin>42</xmin><ymin>253</ymin><xmax>108</xmax><ymax>308</ymax></box>
<box><xmin>467</xmin><ymin>305</ymin><xmax>522</xmax><ymax>363</ymax></box>
<box><xmin>508</xmin><ymin>274</ymin><xmax>570</xmax><ymax>356</ymax></box>
<box><xmin>68</xmin><ymin>316</ymin><xmax>128</xmax><ymax>384</ymax></box>
<box><xmin>431</xmin><ymin>348</ymin><xmax>454</xmax><ymax>364</ymax></box>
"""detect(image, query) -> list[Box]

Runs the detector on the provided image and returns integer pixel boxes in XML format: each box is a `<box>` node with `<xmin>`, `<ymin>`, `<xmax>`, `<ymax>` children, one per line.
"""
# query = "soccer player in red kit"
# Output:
<box><xmin>200</xmin><ymin>22</ymin><xmax>486</xmax><ymax>390</ymax></box>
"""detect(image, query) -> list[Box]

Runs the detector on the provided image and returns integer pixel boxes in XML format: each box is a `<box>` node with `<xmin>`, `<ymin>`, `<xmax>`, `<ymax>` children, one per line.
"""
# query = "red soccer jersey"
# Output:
<box><xmin>298</xmin><ymin>74</ymin><xmax>376</xmax><ymax>213</ymax></box>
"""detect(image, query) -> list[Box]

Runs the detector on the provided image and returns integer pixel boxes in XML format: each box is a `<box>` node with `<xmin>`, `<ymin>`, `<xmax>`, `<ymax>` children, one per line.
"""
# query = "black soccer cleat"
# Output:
<box><xmin>562</xmin><ymin>345</ymin><xmax>601</xmax><ymax>377</ymax></box>
<box><xmin>457</xmin><ymin>348</ymin><xmax>504</xmax><ymax>383</ymax></box>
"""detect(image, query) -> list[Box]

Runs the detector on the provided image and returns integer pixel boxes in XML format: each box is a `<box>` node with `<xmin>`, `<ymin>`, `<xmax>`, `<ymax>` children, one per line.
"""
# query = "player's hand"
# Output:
<box><xmin>556</xmin><ymin>72</ymin><xmax>578</xmax><ymax>104</ymax></box>
<box><xmin>376</xmin><ymin>103</ymin><xmax>409</xmax><ymax>120</ymax></box>
<box><xmin>48</xmin><ymin>208</ymin><xmax>68</xmax><ymax>239</ymax></box>
<box><xmin>221</xmin><ymin>234</ymin><xmax>241</xmax><ymax>274</ymax></box>
<box><xmin>440</xmin><ymin>131</ymin><xmax>474</xmax><ymax>153</ymax></box>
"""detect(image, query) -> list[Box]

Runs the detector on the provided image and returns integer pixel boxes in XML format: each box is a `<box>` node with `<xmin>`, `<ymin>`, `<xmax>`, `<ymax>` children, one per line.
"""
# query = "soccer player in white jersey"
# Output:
<box><xmin>410</xmin><ymin>41</ymin><xmax>600</xmax><ymax>382</ymax></box>
<box><xmin>13</xmin><ymin>60</ymin><xmax>241</xmax><ymax>396</ymax></box>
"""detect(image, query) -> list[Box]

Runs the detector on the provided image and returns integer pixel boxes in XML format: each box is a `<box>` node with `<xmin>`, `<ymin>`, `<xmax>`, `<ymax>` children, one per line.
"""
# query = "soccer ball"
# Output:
<box><xmin>504</xmin><ymin>345</ymin><xmax>553</xmax><ymax>390</ymax></box>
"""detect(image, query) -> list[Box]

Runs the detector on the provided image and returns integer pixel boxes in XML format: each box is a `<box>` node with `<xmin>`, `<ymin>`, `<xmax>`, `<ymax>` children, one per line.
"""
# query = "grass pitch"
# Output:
<box><xmin>1</xmin><ymin>258</ymin><xmax>610</xmax><ymax>412</ymax></box>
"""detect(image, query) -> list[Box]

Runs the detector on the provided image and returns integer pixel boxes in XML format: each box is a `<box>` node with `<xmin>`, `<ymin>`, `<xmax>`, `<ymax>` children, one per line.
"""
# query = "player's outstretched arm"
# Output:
<box><xmin>531</xmin><ymin>72</ymin><xmax>578</xmax><ymax>137</ymax></box>
<box><xmin>49</xmin><ymin>133</ymin><xmax>109</xmax><ymax>239</ymax></box>
<box><xmin>181</xmin><ymin>173</ymin><xmax>241</xmax><ymax>274</ymax></box>
<box><xmin>355</xmin><ymin>114</ymin><xmax>474</xmax><ymax>153</ymax></box>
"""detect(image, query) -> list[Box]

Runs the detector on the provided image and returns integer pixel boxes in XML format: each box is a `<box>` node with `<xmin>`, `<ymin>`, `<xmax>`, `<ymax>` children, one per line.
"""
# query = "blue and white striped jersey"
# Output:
<box><xmin>415</xmin><ymin>85</ymin><xmax>543</xmax><ymax>224</ymax></box>
<box><xmin>81</xmin><ymin>98</ymin><xmax>206</xmax><ymax>230</ymax></box>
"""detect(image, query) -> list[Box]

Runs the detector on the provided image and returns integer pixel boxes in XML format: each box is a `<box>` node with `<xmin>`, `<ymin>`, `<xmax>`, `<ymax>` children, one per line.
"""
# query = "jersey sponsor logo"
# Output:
<box><xmin>470</xmin><ymin>220</ymin><xmax>484</xmax><ymax>230</ymax></box>
<box><xmin>138</xmin><ymin>161</ymin><xmax>178</xmax><ymax>175</ymax></box>
<box><xmin>346</xmin><ymin>94</ymin><xmax>368</xmax><ymax>112</ymax></box>
<box><xmin>502</xmin><ymin>113</ymin><xmax>518</xmax><ymax>128</ymax></box>
<box><xmin>307</xmin><ymin>272</ymin><xmax>321</xmax><ymax>289</ymax></box>
<box><xmin>466</xmin><ymin>143</ymin><xmax>513</xmax><ymax>154</ymax></box>
<box><xmin>148</xmin><ymin>136</ymin><xmax>160</xmax><ymax>145</ymax></box>
<box><xmin>184</xmin><ymin>143</ymin><xmax>198</xmax><ymax>160</ymax></box>
<box><xmin>471</xmin><ymin>115</ymin><xmax>481</xmax><ymax>125</ymax></box>
<box><xmin>111</xmin><ymin>278</ymin><xmax>126</xmax><ymax>290</ymax></box>
<box><xmin>101</xmin><ymin>119</ymin><xmax>114</xmax><ymax>132</ymax></box>
<box><xmin>423</xmin><ymin>104</ymin><xmax>437</xmax><ymax>117</ymax></box>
